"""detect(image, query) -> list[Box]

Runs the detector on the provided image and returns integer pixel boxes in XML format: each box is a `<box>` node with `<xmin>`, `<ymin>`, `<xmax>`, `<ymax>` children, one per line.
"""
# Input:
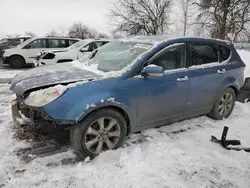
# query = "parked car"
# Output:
<box><xmin>234</xmin><ymin>43</ymin><xmax>250</xmax><ymax>51</ymax></box>
<box><xmin>237</xmin><ymin>77</ymin><xmax>250</xmax><ymax>103</ymax></box>
<box><xmin>0</xmin><ymin>36</ymin><xmax>31</xmax><ymax>58</ymax></box>
<box><xmin>2</xmin><ymin>37</ymin><xmax>80</xmax><ymax>68</ymax></box>
<box><xmin>10</xmin><ymin>36</ymin><xmax>246</xmax><ymax>159</ymax></box>
<box><xmin>35</xmin><ymin>38</ymin><xmax>111</xmax><ymax>66</ymax></box>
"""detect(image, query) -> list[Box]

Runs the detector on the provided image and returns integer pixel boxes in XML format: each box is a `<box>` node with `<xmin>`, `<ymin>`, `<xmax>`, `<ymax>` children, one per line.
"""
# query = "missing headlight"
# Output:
<box><xmin>42</xmin><ymin>53</ymin><xmax>55</xmax><ymax>59</ymax></box>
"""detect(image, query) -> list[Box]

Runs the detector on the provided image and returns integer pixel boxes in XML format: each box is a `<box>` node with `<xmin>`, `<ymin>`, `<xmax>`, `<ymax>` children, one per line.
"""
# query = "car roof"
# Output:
<box><xmin>92</xmin><ymin>38</ymin><xmax>113</xmax><ymax>42</ymax></box>
<box><xmin>30</xmin><ymin>36</ymin><xmax>81</xmax><ymax>40</ymax></box>
<box><xmin>117</xmin><ymin>35</ymin><xmax>232</xmax><ymax>46</ymax></box>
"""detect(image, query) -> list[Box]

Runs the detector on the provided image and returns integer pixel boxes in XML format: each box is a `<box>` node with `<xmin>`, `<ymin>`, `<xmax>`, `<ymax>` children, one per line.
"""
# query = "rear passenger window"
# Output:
<box><xmin>190</xmin><ymin>43</ymin><xmax>218</xmax><ymax>66</ymax></box>
<box><xmin>48</xmin><ymin>39</ymin><xmax>67</xmax><ymax>48</ymax></box>
<box><xmin>219</xmin><ymin>45</ymin><xmax>231</xmax><ymax>61</ymax></box>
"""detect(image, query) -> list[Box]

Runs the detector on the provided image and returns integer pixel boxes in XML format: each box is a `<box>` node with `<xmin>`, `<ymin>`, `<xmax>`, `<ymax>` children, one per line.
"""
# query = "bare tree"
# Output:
<box><xmin>194</xmin><ymin>0</ymin><xmax>250</xmax><ymax>41</ymax></box>
<box><xmin>180</xmin><ymin>0</ymin><xmax>194</xmax><ymax>36</ymax></box>
<box><xmin>109</xmin><ymin>0</ymin><xmax>172</xmax><ymax>35</ymax></box>
<box><xmin>58</xmin><ymin>25</ymin><xmax>68</xmax><ymax>37</ymax></box>
<box><xmin>68</xmin><ymin>22</ymin><xmax>108</xmax><ymax>39</ymax></box>
<box><xmin>24</xmin><ymin>31</ymin><xmax>36</xmax><ymax>37</ymax></box>
<box><xmin>46</xmin><ymin>29</ymin><xmax>60</xmax><ymax>37</ymax></box>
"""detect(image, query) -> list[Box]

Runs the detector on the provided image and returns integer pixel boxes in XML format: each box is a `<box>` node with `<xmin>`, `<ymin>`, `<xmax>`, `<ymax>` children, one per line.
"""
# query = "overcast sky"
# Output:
<box><xmin>0</xmin><ymin>0</ymin><xmax>116</xmax><ymax>38</ymax></box>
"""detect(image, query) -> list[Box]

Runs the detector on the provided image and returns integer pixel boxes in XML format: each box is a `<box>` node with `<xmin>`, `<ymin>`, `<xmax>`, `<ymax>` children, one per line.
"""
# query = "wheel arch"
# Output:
<box><xmin>76</xmin><ymin>104</ymin><xmax>132</xmax><ymax>135</ymax></box>
<box><xmin>228</xmin><ymin>85</ymin><xmax>239</xmax><ymax>96</ymax></box>
<box><xmin>9</xmin><ymin>54</ymin><xmax>26</xmax><ymax>63</ymax></box>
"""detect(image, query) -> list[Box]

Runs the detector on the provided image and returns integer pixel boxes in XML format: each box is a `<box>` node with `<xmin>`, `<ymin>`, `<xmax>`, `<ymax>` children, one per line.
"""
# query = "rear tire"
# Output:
<box><xmin>70</xmin><ymin>109</ymin><xmax>127</xmax><ymax>160</ymax></box>
<box><xmin>9</xmin><ymin>55</ymin><xmax>25</xmax><ymax>69</ymax></box>
<box><xmin>208</xmin><ymin>88</ymin><xmax>236</xmax><ymax>120</ymax></box>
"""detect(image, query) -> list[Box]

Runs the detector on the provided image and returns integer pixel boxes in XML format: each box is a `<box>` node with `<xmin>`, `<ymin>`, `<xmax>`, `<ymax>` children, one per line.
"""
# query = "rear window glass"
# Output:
<box><xmin>190</xmin><ymin>43</ymin><xmax>218</xmax><ymax>66</ymax></box>
<box><xmin>219</xmin><ymin>45</ymin><xmax>231</xmax><ymax>61</ymax></box>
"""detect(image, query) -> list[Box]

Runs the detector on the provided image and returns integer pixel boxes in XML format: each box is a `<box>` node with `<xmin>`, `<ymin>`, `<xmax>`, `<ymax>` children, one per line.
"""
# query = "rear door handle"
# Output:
<box><xmin>177</xmin><ymin>76</ymin><xmax>189</xmax><ymax>82</ymax></box>
<box><xmin>217</xmin><ymin>69</ymin><xmax>226</xmax><ymax>74</ymax></box>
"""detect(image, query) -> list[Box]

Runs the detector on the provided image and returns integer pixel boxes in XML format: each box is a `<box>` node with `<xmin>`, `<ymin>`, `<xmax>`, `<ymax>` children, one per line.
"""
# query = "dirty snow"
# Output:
<box><xmin>0</xmin><ymin>46</ymin><xmax>250</xmax><ymax>188</ymax></box>
<box><xmin>0</xmin><ymin>65</ymin><xmax>26</xmax><ymax>83</ymax></box>
<box><xmin>1</xmin><ymin>82</ymin><xmax>250</xmax><ymax>187</ymax></box>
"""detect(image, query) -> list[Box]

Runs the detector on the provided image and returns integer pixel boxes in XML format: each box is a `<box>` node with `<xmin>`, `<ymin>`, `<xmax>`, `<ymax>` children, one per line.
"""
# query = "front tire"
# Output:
<box><xmin>208</xmin><ymin>88</ymin><xmax>236</xmax><ymax>120</ymax></box>
<box><xmin>71</xmin><ymin>109</ymin><xmax>127</xmax><ymax>159</ymax></box>
<box><xmin>9</xmin><ymin>55</ymin><xmax>25</xmax><ymax>69</ymax></box>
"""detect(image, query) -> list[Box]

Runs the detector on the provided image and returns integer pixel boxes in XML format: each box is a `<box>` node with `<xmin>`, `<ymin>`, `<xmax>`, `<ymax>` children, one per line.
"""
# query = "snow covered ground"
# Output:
<box><xmin>0</xmin><ymin>50</ymin><xmax>250</xmax><ymax>188</ymax></box>
<box><xmin>0</xmin><ymin>65</ymin><xmax>28</xmax><ymax>83</ymax></box>
<box><xmin>0</xmin><ymin>83</ymin><xmax>250</xmax><ymax>188</ymax></box>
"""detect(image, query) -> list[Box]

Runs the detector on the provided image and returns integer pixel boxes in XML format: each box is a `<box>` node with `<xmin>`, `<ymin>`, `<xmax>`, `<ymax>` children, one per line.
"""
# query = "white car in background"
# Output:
<box><xmin>35</xmin><ymin>38</ymin><xmax>111</xmax><ymax>66</ymax></box>
<box><xmin>2</xmin><ymin>37</ymin><xmax>80</xmax><ymax>68</ymax></box>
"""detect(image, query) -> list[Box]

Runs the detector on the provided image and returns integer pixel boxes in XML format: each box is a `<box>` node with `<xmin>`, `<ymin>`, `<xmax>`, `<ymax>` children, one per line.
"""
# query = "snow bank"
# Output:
<box><xmin>237</xmin><ymin>50</ymin><xmax>250</xmax><ymax>77</ymax></box>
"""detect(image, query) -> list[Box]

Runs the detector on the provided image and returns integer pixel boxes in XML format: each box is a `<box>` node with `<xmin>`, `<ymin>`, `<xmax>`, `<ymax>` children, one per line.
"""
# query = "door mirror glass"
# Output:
<box><xmin>141</xmin><ymin>64</ymin><xmax>164</xmax><ymax>77</ymax></box>
<box><xmin>80</xmin><ymin>46</ymin><xmax>89</xmax><ymax>52</ymax></box>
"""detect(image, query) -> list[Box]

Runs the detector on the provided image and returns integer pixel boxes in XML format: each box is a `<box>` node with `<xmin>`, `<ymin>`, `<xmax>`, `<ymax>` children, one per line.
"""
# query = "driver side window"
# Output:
<box><xmin>150</xmin><ymin>44</ymin><xmax>186</xmax><ymax>71</ymax></box>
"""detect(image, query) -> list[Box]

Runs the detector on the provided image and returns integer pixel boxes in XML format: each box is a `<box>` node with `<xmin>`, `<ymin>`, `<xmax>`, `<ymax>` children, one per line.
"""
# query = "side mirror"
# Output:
<box><xmin>141</xmin><ymin>64</ymin><xmax>164</xmax><ymax>77</ymax></box>
<box><xmin>80</xmin><ymin>47</ymin><xmax>90</xmax><ymax>52</ymax></box>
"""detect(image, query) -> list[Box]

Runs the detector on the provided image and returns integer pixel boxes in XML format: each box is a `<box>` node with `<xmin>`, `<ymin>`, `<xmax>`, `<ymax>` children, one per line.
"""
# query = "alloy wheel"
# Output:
<box><xmin>218</xmin><ymin>92</ymin><xmax>234</xmax><ymax>117</ymax></box>
<box><xmin>84</xmin><ymin>117</ymin><xmax>121</xmax><ymax>155</ymax></box>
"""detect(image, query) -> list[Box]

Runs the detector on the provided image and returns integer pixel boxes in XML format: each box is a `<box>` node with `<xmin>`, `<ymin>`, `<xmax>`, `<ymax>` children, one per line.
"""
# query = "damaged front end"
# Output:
<box><xmin>11</xmin><ymin>96</ymin><xmax>73</xmax><ymax>136</ymax></box>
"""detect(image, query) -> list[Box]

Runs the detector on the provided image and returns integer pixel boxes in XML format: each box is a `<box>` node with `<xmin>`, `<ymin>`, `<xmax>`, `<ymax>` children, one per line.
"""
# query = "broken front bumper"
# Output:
<box><xmin>11</xmin><ymin>99</ymin><xmax>72</xmax><ymax>134</ymax></box>
<box><xmin>11</xmin><ymin>100</ymin><xmax>38</xmax><ymax>133</ymax></box>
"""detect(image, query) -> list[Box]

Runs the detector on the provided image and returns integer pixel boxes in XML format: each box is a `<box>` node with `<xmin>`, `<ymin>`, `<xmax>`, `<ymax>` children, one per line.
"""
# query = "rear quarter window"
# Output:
<box><xmin>219</xmin><ymin>45</ymin><xmax>231</xmax><ymax>61</ymax></box>
<box><xmin>189</xmin><ymin>43</ymin><xmax>218</xmax><ymax>66</ymax></box>
<box><xmin>68</xmin><ymin>40</ymin><xmax>78</xmax><ymax>46</ymax></box>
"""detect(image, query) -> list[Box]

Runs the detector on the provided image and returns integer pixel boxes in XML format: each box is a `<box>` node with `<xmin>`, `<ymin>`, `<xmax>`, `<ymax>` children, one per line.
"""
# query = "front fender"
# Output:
<box><xmin>43</xmin><ymin>88</ymin><xmax>134</xmax><ymax>124</ymax></box>
<box><xmin>76</xmin><ymin>100</ymin><xmax>132</xmax><ymax>124</ymax></box>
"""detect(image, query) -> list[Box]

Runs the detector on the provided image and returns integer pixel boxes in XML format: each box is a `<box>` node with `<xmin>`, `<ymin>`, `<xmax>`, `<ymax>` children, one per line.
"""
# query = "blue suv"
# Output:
<box><xmin>10</xmin><ymin>36</ymin><xmax>246</xmax><ymax>159</ymax></box>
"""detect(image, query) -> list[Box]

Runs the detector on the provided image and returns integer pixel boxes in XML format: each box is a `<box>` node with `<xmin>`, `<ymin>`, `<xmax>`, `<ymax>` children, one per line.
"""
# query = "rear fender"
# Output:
<box><xmin>217</xmin><ymin>77</ymin><xmax>240</xmax><ymax>100</ymax></box>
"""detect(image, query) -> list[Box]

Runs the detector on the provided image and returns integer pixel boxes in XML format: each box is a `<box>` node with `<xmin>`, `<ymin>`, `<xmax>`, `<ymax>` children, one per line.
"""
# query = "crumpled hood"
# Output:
<box><xmin>10</xmin><ymin>63</ymin><xmax>102</xmax><ymax>96</ymax></box>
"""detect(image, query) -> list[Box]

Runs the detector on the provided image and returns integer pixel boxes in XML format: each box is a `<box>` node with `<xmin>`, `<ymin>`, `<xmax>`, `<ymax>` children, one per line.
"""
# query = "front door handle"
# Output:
<box><xmin>177</xmin><ymin>76</ymin><xmax>189</xmax><ymax>82</ymax></box>
<box><xmin>217</xmin><ymin>69</ymin><xmax>226</xmax><ymax>74</ymax></box>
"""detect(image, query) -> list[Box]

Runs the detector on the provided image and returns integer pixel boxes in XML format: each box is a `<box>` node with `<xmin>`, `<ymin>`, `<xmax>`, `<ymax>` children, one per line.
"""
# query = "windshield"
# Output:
<box><xmin>83</xmin><ymin>41</ymin><xmax>152</xmax><ymax>72</ymax></box>
<box><xmin>67</xmin><ymin>39</ymin><xmax>92</xmax><ymax>50</ymax></box>
<box><xmin>17</xmin><ymin>37</ymin><xmax>35</xmax><ymax>47</ymax></box>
